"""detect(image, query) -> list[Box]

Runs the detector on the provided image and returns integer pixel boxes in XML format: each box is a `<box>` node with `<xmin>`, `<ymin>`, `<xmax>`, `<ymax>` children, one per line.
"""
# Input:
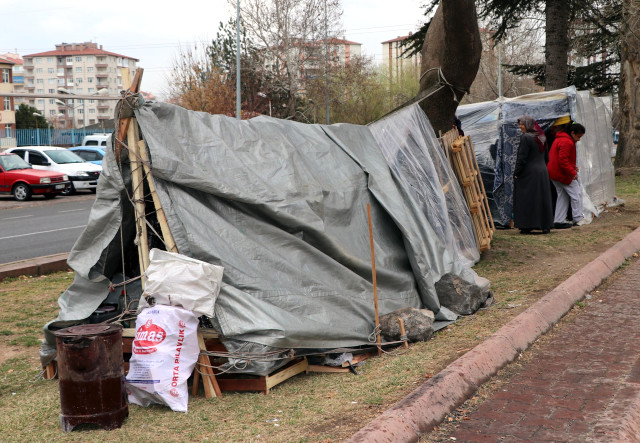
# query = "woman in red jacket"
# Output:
<box><xmin>547</xmin><ymin>123</ymin><xmax>586</xmax><ymax>228</ymax></box>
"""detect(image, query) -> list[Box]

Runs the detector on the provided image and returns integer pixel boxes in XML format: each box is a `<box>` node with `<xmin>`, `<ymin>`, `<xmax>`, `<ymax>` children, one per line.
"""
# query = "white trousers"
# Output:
<box><xmin>552</xmin><ymin>178</ymin><xmax>583</xmax><ymax>223</ymax></box>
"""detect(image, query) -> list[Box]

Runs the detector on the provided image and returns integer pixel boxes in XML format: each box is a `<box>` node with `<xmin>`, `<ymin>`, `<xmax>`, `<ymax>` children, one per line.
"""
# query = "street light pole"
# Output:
<box><xmin>33</xmin><ymin>112</ymin><xmax>42</xmax><ymax>146</ymax></box>
<box><xmin>58</xmin><ymin>88</ymin><xmax>107</xmax><ymax>145</ymax></box>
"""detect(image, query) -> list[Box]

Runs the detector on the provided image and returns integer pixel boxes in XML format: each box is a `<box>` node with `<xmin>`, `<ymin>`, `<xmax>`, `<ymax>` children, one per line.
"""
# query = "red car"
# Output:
<box><xmin>0</xmin><ymin>152</ymin><xmax>70</xmax><ymax>201</ymax></box>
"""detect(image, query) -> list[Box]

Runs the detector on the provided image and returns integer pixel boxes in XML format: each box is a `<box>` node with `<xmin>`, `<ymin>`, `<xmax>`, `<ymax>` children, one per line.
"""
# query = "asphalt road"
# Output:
<box><xmin>0</xmin><ymin>193</ymin><xmax>95</xmax><ymax>264</ymax></box>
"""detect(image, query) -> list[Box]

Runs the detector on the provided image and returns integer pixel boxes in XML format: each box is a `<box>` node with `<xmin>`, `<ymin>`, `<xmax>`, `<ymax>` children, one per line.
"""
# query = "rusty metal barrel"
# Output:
<box><xmin>53</xmin><ymin>324</ymin><xmax>128</xmax><ymax>432</ymax></box>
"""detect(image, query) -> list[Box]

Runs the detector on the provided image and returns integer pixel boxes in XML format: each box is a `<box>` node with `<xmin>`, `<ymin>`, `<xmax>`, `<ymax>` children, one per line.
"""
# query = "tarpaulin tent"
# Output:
<box><xmin>457</xmin><ymin>87</ymin><xmax>616</xmax><ymax>227</ymax></box>
<box><xmin>43</xmin><ymin>101</ymin><xmax>484</xmax><ymax>375</ymax></box>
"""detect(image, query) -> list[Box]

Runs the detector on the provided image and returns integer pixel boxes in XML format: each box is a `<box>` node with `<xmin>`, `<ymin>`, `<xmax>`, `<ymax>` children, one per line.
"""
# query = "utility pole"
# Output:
<box><xmin>324</xmin><ymin>0</ymin><xmax>330</xmax><ymax>124</ymax></box>
<box><xmin>236</xmin><ymin>0</ymin><xmax>242</xmax><ymax>120</ymax></box>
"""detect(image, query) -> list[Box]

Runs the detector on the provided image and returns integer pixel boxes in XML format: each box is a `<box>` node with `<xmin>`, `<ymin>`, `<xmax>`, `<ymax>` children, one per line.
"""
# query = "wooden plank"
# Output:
<box><xmin>265</xmin><ymin>358</ymin><xmax>308</xmax><ymax>394</ymax></box>
<box><xmin>307</xmin><ymin>364</ymin><xmax>351</xmax><ymax>374</ymax></box>
<box><xmin>196</xmin><ymin>332</ymin><xmax>222</xmax><ymax>398</ymax></box>
<box><xmin>216</xmin><ymin>377</ymin><xmax>268</xmax><ymax>393</ymax></box>
<box><xmin>115</xmin><ymin>68</ymin><xmax>143</xmax><ymax>163</ymax></box>
<box><xmin>341</xmin><ymin>352</ymin><xmax>376</xmax><ymax>367</ymax></box>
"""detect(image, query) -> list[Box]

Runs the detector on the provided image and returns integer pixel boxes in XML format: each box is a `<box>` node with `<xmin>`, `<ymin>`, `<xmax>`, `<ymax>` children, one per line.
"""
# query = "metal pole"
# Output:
<box><xmin>82</xmin><ymin>99</ymin><xmax>86</xmax><ymax>139</ymax></box>
<box><xmin>498</xmin><ymin>44</ymin><xmax>502</xmax><ymax>98</ymax></box>
<box><xmin>324</xmin><ymin>0</ymin><xmax>330</xmax><ymax>124</ymax></box>
<box><xmin>35</xmin><ymin>119</ymin><xmax>40</xmax><ymax>146</ymax></box>
<box><xmin>236</xmin><ymin>0</ymin><xmax>241</xmax><ymax>120</ymax></box>
<box><xmin>70</xmin><ymin>98</ymin><xmax>75</xmax><ymax>147</ymax></box>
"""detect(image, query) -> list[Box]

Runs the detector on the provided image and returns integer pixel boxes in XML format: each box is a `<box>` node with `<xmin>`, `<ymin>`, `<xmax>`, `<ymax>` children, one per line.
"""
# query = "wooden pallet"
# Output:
<box><xmin>213</xmin><ymin>358</ymin><xmax>309</xmax><ymax>395</ymax></box>
<box><xmin>442</xmin><ymin>131</ymin><xmax>495</xmax><ymax>252</ymax></box>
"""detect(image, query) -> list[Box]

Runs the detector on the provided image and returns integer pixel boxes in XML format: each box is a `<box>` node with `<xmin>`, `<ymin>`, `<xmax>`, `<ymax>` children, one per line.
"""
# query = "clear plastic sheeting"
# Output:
<box><xmin>369</xmin><ymin>104</ymin><xmax>479</xmax><ymax>268</ymax></box>
<box><xmin>570</xmin><ymin>91</ymin><xmax>616</xmax><ymax>213</ymax></box>
<box><xmin>457</xmin><ymin>87</ymin><xmax>615</xmax><ymax>226</ymax></box>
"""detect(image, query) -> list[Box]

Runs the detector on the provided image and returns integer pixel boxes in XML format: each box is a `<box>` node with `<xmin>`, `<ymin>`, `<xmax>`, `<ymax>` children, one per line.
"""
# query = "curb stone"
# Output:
<box><xmin>0</xmin><ymin>253</ymin><xmax>70</xmax><ymax>282</ymax></box>
<box><xmin>347</xmin><ymin>226</ymin><xmax>640</xmax><ymax>443</ymax></box>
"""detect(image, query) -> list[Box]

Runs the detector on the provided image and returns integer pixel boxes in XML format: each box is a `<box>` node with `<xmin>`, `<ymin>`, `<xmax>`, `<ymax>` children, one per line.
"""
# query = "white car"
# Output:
<box><xmin>7</xmin><ymin>146</ymin><xmax>102</xmax><ymax>195</ymax></box>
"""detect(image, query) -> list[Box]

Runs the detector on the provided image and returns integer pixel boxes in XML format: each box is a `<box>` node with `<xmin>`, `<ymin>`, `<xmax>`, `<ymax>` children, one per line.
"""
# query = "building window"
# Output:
<box><xmin>49</xmin><ymin>99</ymin><xmax>55</xmax><ymax>104</ymax></box>
<box><xmin>47</xmin><ymin>57</ymin><xmax>54</xmax><ymax>63</ymax></box>
<box><xmin>87</xmin><ymin>67</ymin><xmax>94</xmax><ymax>72</ymax></box>
<box><xmin>89</xmin><ymin>99</ymin><xmax>95</xmax><ymax>104</ymax></box>
<box><xmin>57</xmin><ymin>57</ymin><xmax>63</xmax><ymax>64</ymax></box>
<box><xmin>89</xmin><ymin>109</ymin><xmax>95</xmax><ymax>114</ymax></box>
<box><xmin>87</xmin><ymin>56</ymin><xmax>93</xmax><ymax>62</ymax></box>
<box><xmin>37</xmin><ymin>99</ymin><xmax>44</xmax><ymax>106</ymax></box>
<box><xmin>2</xmin><ymin>69</ymin><xmax>9</xmax><ymax>82</ymax></box>
<box><xmin>49</xmin><ymin>110</ymin><xmax>56</xmax><ymax>115</ymax></box>
<box><xmin>5</xmin><ymin>126</ymin><xmax>12</xmax><ymax>138</ymax></box>
<box><xmin>76</xmin><ymin>67</ymin><xmax>82</xmax><ymax>73</ymax></box>
<box><xmin>88</xmin><ymin>87</ymin><xmax>95</xmax><ymax>93</ymax></box>
<box><xmin>3</xmin><ymin>97</ymin><xmax>10</xmax><ymax>110</ymax></box>
<box><xmin>75</xmin><ymin>56</ymin><xmax>82</xmax><ymax>62</ymax></box>
<box><xmin>48</xmin><ymin>89</ymin><xmax>55</xmax><ymax>94</ymax></box>
<box><xmin>48</xmin><ymin>78</ymin><xmax>56</xmax><ymax>84</ymax></box>
<box><xmin>87</xmin><ymin>77</ymin><xmax>93</xmax><ymax>83</ymax></box>
<box><xmin>77</xmin><ymin>78</ymin><xmax>83</xmax><ymax>83</ymax></box>
<box><xmin>36</xmin><ymin>68</ymin><xmax>43</xmax><ymax>74</ymax></box>
<box><xmin>48</xmin><ymin>68</ymin><xmax>54</xmax><ymax>73</ymax></box>
<box><xmin>36</xmin><ymin>57</ymin><xmax>42</xmax><ymax>63</ymax></box>
<box><xmin>37</xmin><ymin>89</ymin><xmax>44</xmax><ymax>94</ymax></box>
<box><xmin>66</xmin><ymin>57</ymin><xmax>72</xmax><ymax>63</ymax></box>
<box><xmin>36</xmin><ymin>78</ymin><xmax>44</xmax><ymax>84</ymax></box>
<box><xmin>78</xmin><ymin>108</ymin><xmax>84</xmax><ymax>114</ymax></box>
<box><xmin>57</xmin><ymin>68</ymin><xmax>64</xmax><ymax>75</ymax></box>
<box><xmin>76</xmin><ymin>88</ymin><xmax>83</xmax><ymax>93</ymax></box>
<box><xmin>58</xmin><ymin>79</ymin><xmax>64</xmax><ymax>86</ymax></box>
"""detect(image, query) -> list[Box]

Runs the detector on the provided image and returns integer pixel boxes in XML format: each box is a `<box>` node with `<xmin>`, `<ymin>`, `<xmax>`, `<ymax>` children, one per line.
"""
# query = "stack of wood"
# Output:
<box><xmin>440</xmin><ymin>129</ymin><xmax>495</xmax><ymax>252</ymax></box>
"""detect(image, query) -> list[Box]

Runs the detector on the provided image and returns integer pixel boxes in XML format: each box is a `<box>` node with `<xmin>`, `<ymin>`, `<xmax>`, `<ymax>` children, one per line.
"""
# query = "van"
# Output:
<box><xmin>82</xmin><ymin>133</ymin><xmax>110</xmax><ymax>147</ymax></box>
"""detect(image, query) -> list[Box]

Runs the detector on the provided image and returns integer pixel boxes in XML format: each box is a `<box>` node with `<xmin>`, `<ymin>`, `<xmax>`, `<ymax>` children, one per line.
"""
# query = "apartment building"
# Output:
<box><xmin>22</xmin><ymin>42</ymin><xmax>138</xmax><ymax>129</ymax></box>
<box><xmin>0</xmin><ymin>56</ymin><xmax>16</xmax><ymax>147</ymax></box>
<box><xmin>381</xmin><ymin>35</ymin><xmax>422</xmax><ymax>83</ymax></box>
<box><xmin>0</xmin><ymin>53</ymin><xmax>25</xmax><ymax>108</ymax></box>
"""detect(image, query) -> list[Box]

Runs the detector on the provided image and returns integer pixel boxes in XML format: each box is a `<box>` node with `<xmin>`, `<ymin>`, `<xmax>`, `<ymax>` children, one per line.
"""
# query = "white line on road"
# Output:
<box><xmin>1</xmin><ymin>215</ymin><xmax>32</xmax><ymax>220</ymax></box>
<box><xmin>58</xmin><ymin>209</ymin><xmax>87</xmax><ymax>213</ymax></box>
<box><xmin>0</xmin><ymin>225</ymin><xmax>87</xmax><ymax>241</ymax></box>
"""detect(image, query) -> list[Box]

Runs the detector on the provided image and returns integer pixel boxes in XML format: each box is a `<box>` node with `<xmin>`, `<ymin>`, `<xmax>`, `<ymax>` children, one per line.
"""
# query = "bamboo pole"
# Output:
<box><xmin>366</xmin><ymin>203</ymin><xmax>382</xmax><ymax>356</ymax></box>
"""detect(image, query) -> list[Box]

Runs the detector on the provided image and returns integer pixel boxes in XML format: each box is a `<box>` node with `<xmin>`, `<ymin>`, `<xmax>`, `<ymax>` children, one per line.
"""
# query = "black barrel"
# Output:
<box><xmin>53</xmin><ymin>324</ymin><xmax>128</xmax><ymax>432</ymax></box>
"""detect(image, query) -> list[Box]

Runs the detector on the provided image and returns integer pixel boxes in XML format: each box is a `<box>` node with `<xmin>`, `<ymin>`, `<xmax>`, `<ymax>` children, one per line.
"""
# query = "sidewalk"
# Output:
<box><xmin>348</xmin><ymin>227</ymin><xmax>640</xmax><ymax>442</ymax></box>
<box><xmin>440</xmin><ymin>257</ymin><xmax>640</xmax><ymax>441</ymax></box>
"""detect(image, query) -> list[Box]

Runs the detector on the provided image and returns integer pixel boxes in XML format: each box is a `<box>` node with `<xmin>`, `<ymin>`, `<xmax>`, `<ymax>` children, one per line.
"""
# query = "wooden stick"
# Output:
<box><xmin>366</xmin><ymin>203</ymin><xmax>382</xmax><ymax>356</ymax></box>
<box><xmin>115</xmin><ymin>68</ymin><xmax>143</xmax><ymax>163</ymax></box>
<box><xmin>137</xmin><ymin>140</ymin><xmax>178</xmax><ymax>253</ymax></box>
<box><xmin>397</xmin><ymin>317</ymin><xmax>409</xmax><ymax>348</ymax></box>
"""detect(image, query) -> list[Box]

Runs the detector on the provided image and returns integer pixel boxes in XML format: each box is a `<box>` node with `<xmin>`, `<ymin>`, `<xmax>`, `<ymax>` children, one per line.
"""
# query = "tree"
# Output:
<box><xmin>15</xmin><ymin>104</ymin><xmax>49</xmax><ymax>129</ymax></box>
<box><xmin>230</xmin><ymin>0</ymin><xmax>343</xmax><ymax>119</ymax></box>
<box><xmin>418</xmin><ymin>0</ymin><xmax>483</xmax><ymax>134</ymax></box>
<box><xmin>406</xmin><ymin>0</ymin><xmax>620</xmax><ymax>95</ymax></box>
<box><xmin>615</xmin><ymin>0</ymin><xmax>640</xmax><ymax>166</ymax></box>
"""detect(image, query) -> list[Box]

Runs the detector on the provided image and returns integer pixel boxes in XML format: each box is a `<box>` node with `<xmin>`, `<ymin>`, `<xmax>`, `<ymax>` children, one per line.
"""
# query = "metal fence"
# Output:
<box><xmin>4</xmin><ymin>128</ymin><xmax>113</xmax><ymax>148</ymax></box>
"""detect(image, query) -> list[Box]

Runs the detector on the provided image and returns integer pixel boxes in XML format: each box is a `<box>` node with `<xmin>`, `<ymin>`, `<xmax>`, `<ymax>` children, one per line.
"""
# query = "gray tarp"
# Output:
<box><xmin>51</xmin><ymin>101</ymin><xmax>485</xmax><ymax>357</ymax></box>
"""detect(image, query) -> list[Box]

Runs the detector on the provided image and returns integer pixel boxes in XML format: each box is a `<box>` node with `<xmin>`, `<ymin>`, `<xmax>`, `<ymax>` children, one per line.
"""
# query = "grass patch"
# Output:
<box><xmin>0</xmin><ymin>171</ymin><xmax>639</xmax><ymax>441</ymax></box>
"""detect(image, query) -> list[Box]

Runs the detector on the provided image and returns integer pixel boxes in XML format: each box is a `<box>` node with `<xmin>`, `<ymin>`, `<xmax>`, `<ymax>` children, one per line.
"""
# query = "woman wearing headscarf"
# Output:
<box><xmin>513</xmin><ymin>116</ymin><xmax>554</xmax><ymax>234</ymax></box>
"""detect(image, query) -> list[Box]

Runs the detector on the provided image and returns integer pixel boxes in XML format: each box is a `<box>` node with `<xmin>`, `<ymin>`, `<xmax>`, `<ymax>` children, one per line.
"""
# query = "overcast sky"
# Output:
<box><xmin>0</xmin><ymin>0</ymin><xmax>426</xmax><ymax>98</ymax></box>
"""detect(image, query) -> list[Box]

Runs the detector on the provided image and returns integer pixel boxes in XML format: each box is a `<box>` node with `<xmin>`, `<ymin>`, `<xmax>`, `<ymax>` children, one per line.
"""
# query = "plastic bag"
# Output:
<box><xmin>125</xmin><ymin>304</ymin><xmax>200</xmax><ymax>412</ymax></box>
<box><xmin>140</xmin><ymin>248</ymin><xmax>224</xmax><ymax>318</ymax></box>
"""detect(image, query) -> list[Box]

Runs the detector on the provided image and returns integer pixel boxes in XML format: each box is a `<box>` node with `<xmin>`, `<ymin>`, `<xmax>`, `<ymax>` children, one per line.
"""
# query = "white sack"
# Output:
<box><xmin>141</xmin><ymin>248</ymin><xmax>224</xmax><ymax>318</ymax></box>
<box><xmin>125</xmin><ymin>305</ymin><xmax>200</xmax><ymax>412</ymax></box>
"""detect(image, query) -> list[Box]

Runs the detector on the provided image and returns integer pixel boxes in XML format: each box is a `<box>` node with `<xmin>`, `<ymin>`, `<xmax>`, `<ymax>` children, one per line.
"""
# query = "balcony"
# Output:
<box><xmin>96</xmin><ymin>73</ymin><xmax>108</xmax><ymax>78</ymax></box>
<box><xmin>95</xmin><ymin>63</ymin><xmax>108</xmax><ymax>68</ymax></box>
<box><xmin>97</xmin><ymin>103</ymin><xmax>109</xmax><ymax>110</ymax></box>
<box><xmin>97</xmin><ymin>115</ymin><xmax>111</xmax><ymax>120</ymax></box>
<box><xmin>24</xmin><ymin>84</ymin><xmax>35</xmax><ymax>90</ymax></box>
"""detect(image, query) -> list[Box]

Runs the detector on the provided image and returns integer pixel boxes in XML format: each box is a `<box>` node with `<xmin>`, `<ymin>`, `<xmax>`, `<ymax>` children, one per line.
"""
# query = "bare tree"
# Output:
<box><xmin>229</xmin><ymin>0</ymin><xmax>343</xmax><ymax>118</ymax></box>
<box><xmin>615</xmin><ymin>0</ymin><xmax>640</xmax><ymax>166</ymax></box>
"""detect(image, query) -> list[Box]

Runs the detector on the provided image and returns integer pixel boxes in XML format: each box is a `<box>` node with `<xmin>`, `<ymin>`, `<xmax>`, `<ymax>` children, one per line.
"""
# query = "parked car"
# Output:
<box><xmin>0</xmin><ymin>153</ymin><xmax>70</xmax><ymax>201</ymax></box>
<box><xmin>69</xmin><ymin>146</ymin><xmax>106</xmax><ymax>166</ymax></box>
<box><xmin>7</xmin><ymin>146</ymin><xmax>102</xmax><ymax>195</ymax></box>
<box><xmin>81</xmin><ymin>134</ymin><xmax>110</xmax><ymax>147</ymax></box>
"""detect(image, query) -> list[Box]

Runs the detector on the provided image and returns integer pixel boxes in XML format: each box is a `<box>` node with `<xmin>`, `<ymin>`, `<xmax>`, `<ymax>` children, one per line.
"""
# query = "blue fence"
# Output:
<box><xmin>15</xmin><ymin>128</ymin><xmax>112</xmax><ymax>147</ymax></box>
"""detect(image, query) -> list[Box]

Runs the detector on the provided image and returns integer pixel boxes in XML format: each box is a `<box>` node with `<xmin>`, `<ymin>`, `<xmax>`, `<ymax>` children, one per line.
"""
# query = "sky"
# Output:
<box><xmin>0</xmin><ymin>0</ymin><xmax>427</xmax><ymax>99</ymax></box>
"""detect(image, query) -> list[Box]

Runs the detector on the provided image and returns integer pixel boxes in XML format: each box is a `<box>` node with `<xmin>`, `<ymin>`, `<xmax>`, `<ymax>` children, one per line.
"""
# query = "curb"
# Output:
<box><xmin>347</xmin><ymin>226</ymin><xmax>640</xmax><ymax>443</ymax></box>
<box><xmin>0</xmin><ymin>253</ymin><xmax>70</xmax><ymax>282</ymax></box>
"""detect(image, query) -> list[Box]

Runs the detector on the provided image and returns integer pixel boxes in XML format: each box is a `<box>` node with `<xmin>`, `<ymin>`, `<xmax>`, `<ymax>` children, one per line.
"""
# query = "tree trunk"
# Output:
<box><xmin>418</xmin><ymin>0</ymin><xmax>482</xmax><ymax>135</ymax></box>
<box><xmin>544</xmin><ymin>0</ymin><xmax>570</xmax><ymax>90</ymax></box>
<box><xmin>616</xmin><ymin>0</ymin><xmax>640</xmax><ymax>167</ymax></box>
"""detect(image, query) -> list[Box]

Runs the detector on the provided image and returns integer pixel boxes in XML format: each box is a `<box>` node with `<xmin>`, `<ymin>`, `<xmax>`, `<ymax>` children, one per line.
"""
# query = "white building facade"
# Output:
<box><xmin>22</xmin><ymin>42</ymin><xmax>138</xmax><ymax>129</ymax></box>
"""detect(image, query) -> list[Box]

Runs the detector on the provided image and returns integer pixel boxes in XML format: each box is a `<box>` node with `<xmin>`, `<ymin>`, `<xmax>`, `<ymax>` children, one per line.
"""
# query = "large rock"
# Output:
<box><xmin>435</xmin><ymin>273</ymin><xmax>493</xmax><ymax>315</ymax></box>
<box><xmin>380</xmin><ymin>307</ymin><xmax>435</xmax><ymax>343</ymax></box>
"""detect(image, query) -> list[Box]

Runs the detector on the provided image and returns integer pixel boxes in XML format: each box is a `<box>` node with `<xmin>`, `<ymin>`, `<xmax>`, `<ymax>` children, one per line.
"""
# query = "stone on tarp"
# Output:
<box><xmin>380</xmin><ymin>307</ymin><xmax>435</xmax><ymax>343</ymax></box>
<box><xmin>435</xmin><ymin>273</ymin><xmax>493</xmax><ymax>315</ymax></box>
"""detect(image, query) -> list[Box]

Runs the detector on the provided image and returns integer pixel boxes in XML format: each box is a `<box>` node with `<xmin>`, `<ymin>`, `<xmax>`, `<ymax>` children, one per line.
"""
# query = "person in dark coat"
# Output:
<box><xmin>513</xmin><ymin>116</ymin><xmax>554</xmax><ymax>234</ymax></box>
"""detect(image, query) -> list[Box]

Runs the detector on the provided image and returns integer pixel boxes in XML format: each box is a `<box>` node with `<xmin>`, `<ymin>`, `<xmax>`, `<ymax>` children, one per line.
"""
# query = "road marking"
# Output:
<box><xmin>59</xmin><ymin>209</ymin><xmax>86</xmax><ymax>213</ymax></box>
<box><xmin>2</xmin><ymin>215</ymin><xmax>32</xmax><ymax>220</ymax></box>
<box><xmin>0</xmin><ymin>225</ymin><xmax>87</xmax><ymax>241</ymax></box>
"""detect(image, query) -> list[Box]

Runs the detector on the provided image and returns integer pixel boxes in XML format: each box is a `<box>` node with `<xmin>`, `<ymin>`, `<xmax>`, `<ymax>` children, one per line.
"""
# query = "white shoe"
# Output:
<box><xmin>574</xmin><ymin>219</ymin><xmax>588</xmax><ymax>226</ymax></box>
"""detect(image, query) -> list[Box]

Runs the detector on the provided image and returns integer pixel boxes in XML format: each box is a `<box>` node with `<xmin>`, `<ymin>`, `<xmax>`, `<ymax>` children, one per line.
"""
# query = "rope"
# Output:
<box><xmin>419</xmin><ymin>66</ymin><xmax>470</xmax><ymax>104</ymax></box>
